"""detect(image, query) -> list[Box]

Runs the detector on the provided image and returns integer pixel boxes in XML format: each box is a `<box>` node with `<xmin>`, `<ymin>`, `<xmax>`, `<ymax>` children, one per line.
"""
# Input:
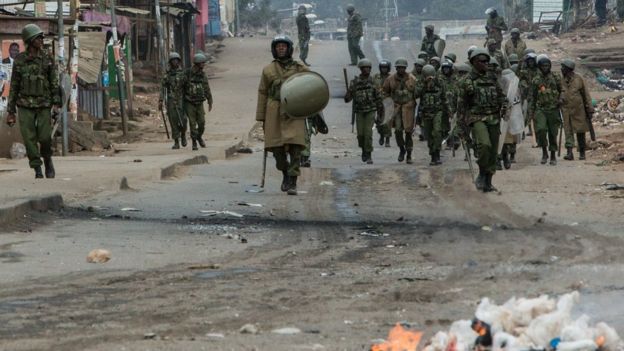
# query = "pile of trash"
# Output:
<box><xmin>420</xmin><ymin>292</ymin><xmax>622</xmax><ymax>351</ymax></box>
<box><xmin>596</xmin><ymin>70</ymin><xmax>624</xmax><ymax>91</ymax></box>
<box><xmin>594</xmin><ymin>96</ymin><xmax>624</xmax><ymax>128</ymax></box>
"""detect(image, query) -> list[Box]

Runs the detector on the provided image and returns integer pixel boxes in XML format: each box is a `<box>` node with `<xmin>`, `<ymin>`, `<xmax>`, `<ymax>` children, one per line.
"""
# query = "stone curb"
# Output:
<box><xmin>0</xmin><ymin>194</ymin><xmax>64</xmax><ymax>226</ymax></box>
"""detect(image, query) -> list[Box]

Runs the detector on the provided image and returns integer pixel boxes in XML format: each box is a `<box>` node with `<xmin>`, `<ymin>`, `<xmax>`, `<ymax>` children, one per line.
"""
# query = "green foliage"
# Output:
<box><xmin>239</xmin><ymin>0</ymin><xmax>278</xmax><ymax>29</ymax></box>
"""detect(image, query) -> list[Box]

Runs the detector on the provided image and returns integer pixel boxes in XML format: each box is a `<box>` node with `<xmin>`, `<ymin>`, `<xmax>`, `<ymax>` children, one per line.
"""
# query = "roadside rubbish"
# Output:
<box><xmin>120</xmin><ymin>207</ymin><xmax>141</xmax><ymax>212</ymax></box>
<box><xmin>319</xmin><ymin>181</ymin><xmax>334</xmax><ymax>186</ymax></box>
<box><xmin>200</xmin><ymin>210</ymin><xmax>244</xmax><ymax>218</ymax></box>
<box><xmin>271</xmin><ymin>327</ymin><xmax>301</xmax><ymax>335</ymax></box>
<box><xmin>86</xmin><ymin>249</ymin><xmax>111</xmax><ymax>263</ymax></box>
<box><xmin>601</xmin><ymin>182</ymin><xmax>624</xmax><ymax>190</ymax></box>
<box><xmin>237</xmin><ymin>202</ymin><xmax>263</xmax><ymax>207</ymax></box>
<box><xmin>239</xmin><ymin>324</ymin><xmax>259</xmax><ymax>334</ymax></box>
<box><xmin>9</xmin><ymin>143</ymin><xmax>26</xmax><ymax>159</ymax></box>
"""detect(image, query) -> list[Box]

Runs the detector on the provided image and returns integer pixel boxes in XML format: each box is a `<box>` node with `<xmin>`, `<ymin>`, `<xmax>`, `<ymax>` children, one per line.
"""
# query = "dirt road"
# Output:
<box><xmin>0</xmin><ymin>38</ymin><xmax>623</xmax><ymax>351</ymax></box>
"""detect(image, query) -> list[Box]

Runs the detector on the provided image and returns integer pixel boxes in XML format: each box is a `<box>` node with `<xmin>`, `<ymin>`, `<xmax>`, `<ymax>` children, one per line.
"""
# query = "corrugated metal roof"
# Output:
<box><xmin>116</xmin><ymin>6</ymin><xmax>150</xmax><ymax>15</ymax></box>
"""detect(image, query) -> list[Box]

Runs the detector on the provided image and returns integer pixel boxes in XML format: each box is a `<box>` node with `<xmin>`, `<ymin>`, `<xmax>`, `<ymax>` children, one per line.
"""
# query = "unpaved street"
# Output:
<box><xmin>1</xmin><ymin>38</ymin><xmax>623</xmax><ymax>351</ymax></box>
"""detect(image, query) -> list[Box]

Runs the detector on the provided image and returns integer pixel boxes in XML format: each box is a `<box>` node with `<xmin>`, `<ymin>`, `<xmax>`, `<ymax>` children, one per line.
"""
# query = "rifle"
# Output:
<box><xmin>260</xmin><ymin>149</ymin><xmax>267</xmax><ymax>188</ymax></box>
<box><xmin>462</xmin><ymin>137</ymin><xmax>476</xmax><ymax>183</ymax></box>
<box><xmin>558</xmin><ymin>110</ymin><xmax>564</xmax><ymax>156</ymax></box>
<box><xmin>587</xmin><ymin>113</ymin><xmax>596</xmax><ymax>141</ymax></box>
<box><xmin>160</xmin><ymin>109</ymin><xmax>170</xmax><ymax>139</ymax></box>
<box><xmin>343</xmin><ymin>67</ymin><xmax>355</xmax><ymax>133</ymax></box>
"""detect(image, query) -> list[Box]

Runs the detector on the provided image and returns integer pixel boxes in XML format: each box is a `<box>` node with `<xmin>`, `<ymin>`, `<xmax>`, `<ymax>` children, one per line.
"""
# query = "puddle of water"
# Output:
<box><xmin>195</xmin><ymin>268</ymin><xmax>258</xmax><ymax>280</ymax></box>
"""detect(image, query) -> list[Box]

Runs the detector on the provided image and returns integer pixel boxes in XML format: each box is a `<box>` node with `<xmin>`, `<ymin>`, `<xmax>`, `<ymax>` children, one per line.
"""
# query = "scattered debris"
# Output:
<box><xmin>86</xmin><ymin>249</ymin><xmax>111</xmax><ymax>263</ymax></box>
<box><xmin>319</xmin><ymin>181</ymin><xmax>334</xmax><ymax>186</ymax></box>
<box><xmin>359</xmin><ymin>230</ymin><xmax>390</xmax><ymax>238</ymax></box>
<box><xmin>143</xmin><ymin>332</ymin><xmax>157</xmax><ymax>339</ymax></box>
<box><xmin>239</xmin><ymin>323</ymin><xmax>259</xmax><ymax>334</ymax></box>
<box><xmin>9</xmin><ymin>142</ymin><xmax>26</xmax><ymax>160</ymax></box>
<box><xmin>594</xmin><ymin>96</ymin><xmax>624</xmax><ymax>128</ymax></box>
<box><xmin>481</xmin><ymin>226</ymin><xmax>493</xmax><ymax>232</ymax></box>
<box><xmin>245</xmin><ymin>187</ymin><xmax>265</xmax><ymax>193</ymax></box>
<box><xmin>237</xmin><ymin>147</ymin><xmax>253</xmax><ymax>154</ymax></box>
<box><xmin>187</xmin><ymin>263</ymin><xmax>221</xmax><ymax>270</ymax></box>
<box><xmin>200</xmin><ymin>210</ymin><xmax>244</xmax><ymax>218</ymax></box>
<box><xmin>206</xmin><ymin>333</ymin><xmax>225</xmax><ymax>339</ymax></box>
<box><xmin>271</xmin><ymin>327</ymin><xmax>301</xmax><ymax>335</ymax></box>
<box><xmin>237</xmin><ymin>202</ymin><xmax>263</xmax><ymax>207</ymax></box>
<box><xmin>601</xmin><ymin>182</ymin><xmax>624</xmax><ymax>190</ymax></box>
<box><xmin>120</xmin><ymin>207</ymin><xmax>141</xmax><ymax>212</ymax></box>
<box><xmin>133</xmin><ymin>159</ymin><xmax>143</xmax><ymax>163</ymax></box>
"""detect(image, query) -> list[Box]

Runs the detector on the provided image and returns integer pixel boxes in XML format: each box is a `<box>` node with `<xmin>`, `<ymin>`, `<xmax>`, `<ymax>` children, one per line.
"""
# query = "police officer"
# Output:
<box><xmin>429</xmin><ymin>56</ymin><xmax>441</xmax><ymax>72</ymax></box>
<box><xmin>159</xmin><ymin>52</ymin><xmax>188</xmax><ymax>149</ymax></box>
<box><xmin>345</xmin><ymin>59</ymin><xmax>384</xmax><ymax>164</ymax></box>
<box><xmin>528</xmin><ymin>55</ymin><xmax>562</xmax><ymax>166</ymax></box>
<box><xmin>440</xmin><ymin>60</ymin><xmax>457</xmax><ymax>146</ymax></box>
<box><xmin>411</xmin><ymin>58</ymin><xmax>425</xmax><ymax>79</ymax></box>
<box><xmin>487</xmin><ymin>38</ymin><xmax>509</xmax><ymax>70</ymax></box>
<box><xmin>182</xmin><ymin>52</ymin><xmax>213</xmax><ymax>150</ymax></box>
<box><xmin>373</xmin><ymin>60</ymin><xmax>392</xmax><ymax>147</ymax></box>
<box><xmin>420</xmin><ymin>25</ymin><xmax>441</xmax><ymax>59</ymax></box>
<box><xmin>457</xmin><ymin>49</ymin><xmax>507</xmax><ymax>192</ymax></box>
<box><xmin>296</xmin><ymin>4</ymin><xmax>311</xmax><ymax>66</ymax></box>
<box><xmin>383</xmin><ymin>58</ymin><xmax>417</xmax><ymax>164</ymax></box>
<box><xmin>346</xmin><ymin>4</ymin><xmax>365</xmax><ymax>66</ymax></box>
<box><xmin>444</xmin><ymin>53</ymin><xmax>457</xmax><ymax>64</ymax></box>
<box><xmin>485</xmin><ymin>7</ymin><xmax>508</xmax><ymax>50</ymax></box>
<box><xmin>519</xmin><ymin>52</ymin><xmax>538</xmax><ymax>136</ymax></box>
<box><xmin>256</xmin><ymin>36</ymin><xmax>309</xmax><ymax>195</ymax></box>
<box><xmin>6</xmin><ymin>24</ymin><xmax>60</xmax><ymax>179</ymax></box>
<box><xmin>414</xmin><ymin>65</ymin><xmax>449</xmax><ymax>166</ymax></box>
<box><xmin>560</xmin><ymin>59</ymin><xmax>594</xmax><ymax>161</ymax></box>
<box><xmin>504</xmin><ymin>28</ymin><xmax>527</xmax><ymax>59</ymax></box>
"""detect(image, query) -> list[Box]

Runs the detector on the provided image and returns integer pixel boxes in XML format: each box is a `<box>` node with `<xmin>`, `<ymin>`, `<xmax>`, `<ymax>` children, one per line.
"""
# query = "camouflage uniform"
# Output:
<box><xmin>439</xmin><ymin>72</ymin><xmax>457</xmax><ymax>138</ymax></box>
<box><xmin>346</xmin><ymin>75</ymin><xmax>383</xmax><ymax>160</ymax></box>
<box><xmin>518</xmin><ymin>65</ymin><xmax>538</xmax><ymax>127</ymax></box>
<box><xmin>160</xmin><ymin>67</ymin><xmax>187</xmax><ymax>142</ymax></box>
<box><xmin>8</xmin><ymin>49</ymin><xmax>60</xmax><ymax>169</ymax></box>
<box><xmin>414</xmin><ymin>76</ymin><xmax>448</xmax><ymax>160</ymax></box>
<box><xmin>182</xmin><ymin>65</ymin><xmax>213</xmax><ymax>143</ymax></box>
<box><xmin>486</xmin><ymin>15</ymin><xmax>507</xmax><ymax>49</ymax></box>
<box><xmin>296</xmin><ymin>12</ymin><xmax>310</xmax><ymax>63</ymax></box>
<box><xmin>504</xmin><ymin>38</ymin><xmax>527</xmax><ymax>59</ymax></box>
<box><xmin>373</xmin><ymin>72</ymin><xmax>391</xmax><ymax>141</ymax></box>
<box><xmin>420</xmin><ymin>34</ymin><xmax>441</xmax><ymax>59</ymax></box>
<box><xmin>347</xmin><ymin>11</ymin><xmax>365</xmax><ymax>65</ymax></box>
<box><xmin>488</xmin><ymin>48</ymin><xmax>509</xmax><ymax>70</ymax></box>
<box><xmin>528</xmin><ymin>71</ymin><xmax>562</xmax><ymax>152</ymax></box>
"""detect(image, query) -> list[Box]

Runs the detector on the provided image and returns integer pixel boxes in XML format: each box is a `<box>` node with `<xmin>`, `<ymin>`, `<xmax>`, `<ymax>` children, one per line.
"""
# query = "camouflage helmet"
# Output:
<box><xmin>193</xmin><ymin>52</ymin><xmax>208</xmax><ymax>63</ymax></box>
<box><xmin>523</xmin><ymin>48</ymin><xmax>535</xmax><ymax>56</ymax></box>
<box><xmin>21</xmin><ymin>24</ymin><xmax>44</xmax><ymax>43</ymax></box>
<box><xmin>537</xmin><ymin>54</ymin><xmax>550</xmax><ymax>65</ymax></box>
<box><xmin>467</xmin><ymin>45</ymin><xmax>478</xmax><ymax>57</ymax></box>
<box><xmin>379</xmin><ymin>59</ymin><xmax>391</xmax><ymax>69</ymax></box>
<box><xmin>444</xmin><ymin>53</ymin><xmax>457</xmax><ymax>63</ymax></box>
<box><xmin>489</xmin><ymin>57</ymin><xmax>500</xmax><ymax>66</ymax></box>
<box><xmin>485</xmin><ymin>7</ymin><xmax>497</xmax><ymax>15</ymax></box>
<box><xmin>455</xmin><ymin>63</ymin><xmax>471</xmax><ymax>73</ymax></box>
<box><xmin>422</xmin><ymin>65</ymin><xmax>437</xmax><ymax>78</ymax></box>
<box><xmin>414</xmin><ymin>58</ymin><xmax>426</xmax><ymax>67</ymax></box>
<box><xmin>346</xmin><ymin>4</ymin><xmax>355</xmax><ymax>12</ymax></box>
<box><xmin>486</xmin><ymin>38</ymin><xmax>497</xmax><ymax>47</ymax></box>
<box><xmin>271</xmin><ymin>35</ymin><xmax>294</xmax><ymax>59</ymax></box>
<box><xmin>395</xmin><ymin>57</ymin><xmax>408</xmax><ymax>68</ymax></box>
<box><xmin>510</xmin><ymin>28</ymin><xmax>521</xmax><ymax>35</ymax></box>
<box><xmin>429</xmin><ymin>56</ymin><xmax>441</xmax><ymax>64</ymax></box>
<box><xmin>469</xmin><ymin>48</ymin><xmax>490</xmax><ymax>62</ymax></box>
<box><xmin>417</xmin><ymin>51</ymin><xmax>429</xmax><ymax>59</ymax></box>
<box><xmin>169</xmin><ymin>52</ymin><xmax>181</xmax><ymax>62</ymax></box>
<box><xmin>561</xmin><ymin>59</ymin><xmax>575</xmax><ymax>70</ymax></box>
<box><xmin>508</xmin><ymin>53</ymin><xmax>519</xmax><ymax>64</ymax></box>
<box><xmin>357</xmin><ymin>58</ymin><xmax>372</xmax><ymax>68</ymax></box>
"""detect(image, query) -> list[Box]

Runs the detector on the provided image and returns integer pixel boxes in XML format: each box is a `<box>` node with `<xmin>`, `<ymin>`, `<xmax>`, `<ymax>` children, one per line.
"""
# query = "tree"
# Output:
<box><xmin>239</xmin><ymin>0</ymin><xmax>278</xmax><ymax>30</ymax></box>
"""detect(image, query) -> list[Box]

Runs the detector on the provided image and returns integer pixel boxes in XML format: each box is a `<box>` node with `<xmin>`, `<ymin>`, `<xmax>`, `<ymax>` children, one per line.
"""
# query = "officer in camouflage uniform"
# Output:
<box><xmin>519</xmin><ymin>52</ymin><xmax>538</xmax><ymax>135</ymax></box>
<box><xmin>383</xmin><ymin>58</ymin><xmax>417</xmax><ymax>164</ymax></box>
<box><xmin>159</xmin><ymin>52</ymin><xmax>187</xmax><ymax>149</ymax></box>
<box><xmin>6</xmin><ymin>24</ymin><xmax>60</xmax><ymax>179</ymax></box>
<box><xmin>182</xmin><ymin>52</ymin><xmax>213</xmax><ymax>150</ymax></box>
<box><xmin>412</xmin><ymin>58</ymin><xmax>426</xmax><ymax>142</ymax></box>
<box><xmin>457</xmin><ymin>49</ymin><xmax>507</xmax><ymax>192</ymax></box>
<box><xmin>504</xmin><ymin>28</ymin><xmax>527</xmax><ymax>59</ymax></box>
<box><xmin>528</xmin><ymin>55</ymin><xmax>562</xmax><ymax>166</ymax></box>
<box><xmin>440</xmin><ymin>60</ymin><xmax>457</xmax><ymax>146</ymax></box>
<box><xmin>411</xmin><ymin>58</ymin><xmax>425</xmax><ymax>78</ymax></box>
<box><xmin>256</xmin><ymin>36</ymin><xmax>309</xmax><ymax>195</ymax></box>
<box><xmin>414</xmin><ymin>65</ymin><xmax>449</xmax><ymax>166</ymax></box>
<box><xmin>373</xmin><ymin>59</ymin><xmax>392</xmax><ymax>147</ymax></box>
<box><xmin>346</xmin><ymin>4</ymin><xmax>365</xmax><ymax>66</ymax></box>
<box><xmin>296</xmin><ymin>5</ymin><xmax>311</xmax><ymax>66</ymax></box>
<box><xmin>445</xmin><ymin>53</ymin><xmax>457</xmax><ymax>64</ymax></box>
<box><xmin>420</xmin><ymin>25</ymin><xmax>440</xmax><ymax>60</ymax></box>
<box><xmin>485</xmin><ymin>7</ymin><xmax>508</xmax><ymax>50</ymax></box>
<box><xmin>429</xmin><ymin>56</ymin><xmax>441</xmax><ymax>72</ymax></box>
<box><xmin>508</xmin><ymin>54</ymin><xmax>519</xmax><ymax>67</ymax></box>
<box><xmin>345</xmin><ymin>59</ymin><xmax>384</xmax><ymax>164</ymax></box>
<box><xmin>487</xmin><ymin>38</ymin><xmax>509</xmax><ymax>71</ymax></box>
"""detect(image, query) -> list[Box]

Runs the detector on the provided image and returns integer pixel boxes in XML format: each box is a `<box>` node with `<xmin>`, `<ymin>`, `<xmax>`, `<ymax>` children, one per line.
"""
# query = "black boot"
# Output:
<box><xmin>385</xmin><ymin>137</ymin><xmax>390</xmax><ymax>147</ymax></box>
<box><xmin>429</xmin><ymin>153</ymin><xmax>436</xmax><ymax>166</ymax></box>
<box><xmin>436</xmin><ymin>151</ymin><xmax>443</xmax><ymax>165</ymax></box>
<box><xmin>496</xmin><ymin>155</ymin><xmax>503</xmax><ymax>170</ymax></box>
<box><xmin>181</xmin><ymin>135</ymin><xmax>188</xmax><ymax>147</ymax></box>
<box><xmin>398</xmin><ymin>146</ymin><xmax>406</xmax><ymax>162</ymax></box>
<box><xmin>563</xmin><ymin>147</ymin><xmax>574</xmax><ymax>160</ymax></box>
<box><xmin>578</xmin><ymin>133</ymin><xmax>586</xmax><ymax>160</ymax></box>
<box><xmin>379</xmin><ymin>134</ymin><xmax>384</xmax><ymax>146</ymax></box>
<box><xmin>366</xmin><ymin>153</ymin><xmax>373</xmax><ymax>164</ymax></box>
<box><xmin>44</xmin><ymin>157</ymin><xmax>55</xmax><ymax>178</ymax></box>
<box><xmin>192</xmin><ymin>139</ymin><xmax>198</xmax><ymax>150</ymax></box>
<box><xmin>475</xmin><ymin>169</ymin><xmax>485</xmax><ymax>191</ymax></box>
<box><xmin>280</xmin><ymin>171</ymin><xmax>290</xmax><ymax>192</ymax></box>
<box><xmin>172</xmin><ymin>139</ymin><xmax>180</xmax><ymax>150</ymax></box>
<box><xmin>502</xmin><ymin>147</ymin><xmax>511</xmax><ymax>169</ymax></box>
<box><xmin>510</xmin><ymin>152</ymin><xmax>516</xmax><ymax>164</ymax></box>
<box><xmin>541</xmin><ymin>147</ymin><xmax>548</xmax><ymax>164</ymax></box>
<box><xmin>483</xmin><ymin>173</ymin><xmax>498</xmax><ymax>193</ymax></box>
<box><xmin>550</xmin><ymin>150</ymin><xmax>557</xmax><ymax>166</ymax></box>
<box><xmin>406</xmin><ymin>150</ymin><xmax>413</xmax><ymax>164</ymax></box>
<box><xmin>34</xmin><ymin>166</ymin><xmax>44</xmax><ymax>179</ymax></box>
<box><xmin>287</xmin><ymin>176</ymin><xmax>298</xmax><ymax>195</ymax></box>
<box><xmin>197</xmin><ymin>138</ymin><xmax>206</xmax><ymax>148</ymax></box>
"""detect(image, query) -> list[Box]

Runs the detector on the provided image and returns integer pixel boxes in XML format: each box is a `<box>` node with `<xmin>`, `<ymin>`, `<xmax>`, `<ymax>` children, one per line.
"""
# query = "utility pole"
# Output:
<box><xmin>154</xmin><ymin>0</ymin><xmax>165</xmax><ymax>73</ymax></box>
<box><xmin>235</xmin><ymin>0</ymin><xmax>240</xmax><ymax>36</ymax></box>
<box><xmin>110</xmin><ymin>0</ymin><xmax>128</xmax><ymax>136</ymax></box>
<box><xmin>57</xmin><ymin>0</ymin><xmax>68</xmax><ymax>155</ymax></box>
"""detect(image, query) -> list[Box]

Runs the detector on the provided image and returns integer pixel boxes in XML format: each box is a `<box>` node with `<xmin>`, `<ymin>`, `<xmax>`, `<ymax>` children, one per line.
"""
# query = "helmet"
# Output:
<box><xmin>508</xmin><ymin>53</ymin><xmax>519</xmax><ymax>64</ymax></box>
<box><xmin>523</xmin><ymin>48</ymin><xmax>535</xmax><ymax>56</ymax></box>
<box><xmin>455</xmin><ymin>63</ymin><xmax>471</xmax><ymax>73</ymax></box>
<box><xmin>561</xmin><ymin>59</ymin><xmax>575</xmax><ymax>70</ymax></box>
<box><xmin>21</xmin><ymin>24</ymin><xmax>44</xmax><ymax>43</ymax></box>
<box><xmin>486</xmin><ymin>38</ymin><xmax>497</xmax><ymax>46</ymax></box>
<box><xmin>525</xmin><ymin>52</ymin><xmax>537</xmax><ymax>61</ymax></box>
<box><xmin>417</xmin><ymin>51</ymin><xmax>428</xmax><ymax>59</ymax></box>
<box><xmin>425</xmin><ymin>24</ymin><xmax>434</xmax><ymax>31</ymax></box>
<box><xmin>395</xmin><ymin>57</ymin><xmax>408</xmax><ymax>68</ymax></box>
<box><xmin>467</xmin><ymin>45</ymin><xmax>477</xmax><ymax>57</ymax></box>
<box><xmin>193</xmin><ymin>52</ymin><xmax>207</xmax><ymax>63</ymax></box>
<box><xmin>357</xmin><ymin>58</ymin><xmax>372</xmax><ymax>68</ymax></box>
<box><xmin>444</xmin><ymin>53</ymin><xmax>457</xmax><ymax>63</ymax></box>
<box><xmin>422</xmin><ymin>65</ymin><xmax>437</xmax><ymax>78</ymax></box>
<box><xmin>441</xmin><ymin>61</ymin><xmax>453</xmax><ymax>69</ymax></box>
<box><xmin>379</xmin><ymin>60</ymin><xmax>391</xmax><ymax>69</ymax></box>
<box><xmin>510</xmin><ymin>28</ymin><xmax>521</xmax><ymax>35</ymax></box>
<box><xmin>414</xmin><ymin>58</ymin><xmax>426</xmax><ymax>67</ymax></box>
<box><xmin>489</xmin><ymin>57</ymin><xmax>499</xmax><ymax>66</ymax></box>
<box><xmin>271</xmin><ymin>35</ymin><xmax>294</xmax><ymax>59</ymax></box>
<box><xmin>280</xmin><ymin>71</ymin><xmax>330</xmax><ymax>119</ymax></box>
<box><xmin>485</xmin><ymin>7</ymin><xmax>497</xmax><ymax>15</ymax></box>
<box><xmin>169</xmin><ymin>52</ymin><xmax>181</xmax><ymax>62</ymax></box>
<box><xmin>298</xmin><ymin>4</ymin><xmax>306</xmax><ymax>10</ymax></box>
<box><xmin>429</xmin><ymin>56</ymin><xmax>441</xmax><ymax>64</ymax></box>
<box><xmin>346</xmin><ymin>4</ymin><xmax>355</xmax><ymax>12</ymax></box>
<box><xmin>469</xmin><ymin>48</ymin><xmax>490</xmax><ymax>61</ymax></box>
<box><xmin>537</xmin><ymin>54</ymin><xmax>550</xmax><ymax>65</ymax></box>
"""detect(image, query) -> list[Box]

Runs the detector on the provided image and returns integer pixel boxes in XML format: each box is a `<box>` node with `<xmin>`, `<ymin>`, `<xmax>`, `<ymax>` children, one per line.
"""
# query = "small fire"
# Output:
<box><xmin>371</xmin><ymin>323</ymin><xmax>423</xmax><ymax>351</ymax></box>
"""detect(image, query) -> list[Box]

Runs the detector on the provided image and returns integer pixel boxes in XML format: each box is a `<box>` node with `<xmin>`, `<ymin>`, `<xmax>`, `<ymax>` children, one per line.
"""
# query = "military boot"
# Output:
<box><xmin>385</xmin><ymin>137</ymin><xmax>390</xmax><ymax>147</ymax></box>
<box><xmin>483</xmin><ymin>173</ymin><xmax>498</xmax><ymax>193</ymax></box>
<box><xmin>435</xmin><ymin>151</ymin><xmax>443</xmax><ymax>165</ymax></box>
<box><xmin>540</xmin><ymin>147</ymin><xmax>548</xmax><ymax>164</ymax></box>
<box><xmin>280</xmin><ymin>171</ymin><xmax>290</xmax><ymax>192</ymax></box>
<box><xmin>496</xmin><ymin>155</ymin><xmax>503</xmax><ymax>170</ymax></box>
<box><xmin>197</xmin><ymin>138</ymin><xmax>206</xmax><ymax>148</ymax></box>
<box><xmin>429</xmin><ymin>153</ymin><xmax>436</xmax><ymax>166</ymax></box>
<box><xmin>398</xmin><ymin>146</ymin><xmax>406</xmax><ymax>162</ymax></box>
<box><xmin>378</xmin><ymin>134</ymin><xmax>384</xmax><ymax>146</ymax></box>
<box><xmin>475</xmin><ymin>169</ymin><xmax>485</xmax><ymax>191</ymax></box>
<box><xmin>406</xmin><ymin>150</ymin><xmax>413</xmax><ymax>164</ymax></box>
<box><xmin>287</xmin><ymin>176</ymin><xmax>298</xmax><ymax>195</ymax></box>
<box><xmin>366</xmin><ymin>153</ymin><xmax>373</xmax><ymax>164</ymax></box>
<box><xmin>510</xmin><ymin>151</ymin><xmax>516</xmax><ymax>164</ymax></box>
<box><xmin>192</xmin><ymin>139</ymin><xmax>198</xmax><ymax>150</ymax></box>
<box><xmin>172</xmin><ymin>139</ymin><xmax>180</xmax><ymax>150</ymax></box>
<box><xmin>181</xmin><ymin>135</ymin><xmax>188</xmax><ymax>147</ymax></box>
<box><xmin>563</xmin><ymin>147</ymin><xmax>574</xmax><ymax>160</ymax></box>
<box><xmin>44</xmin><ymin>157</ymin><xmax>55</xmax><ymax>179</ymax></box>
<box><xmin>34</xmin><ymin>166</ymin><xmax>44</xmax><ymax>179</ymax></box>
<box><xmin>578</xmin><ymin>133</ymin><xmax>586</xmax><ymax>160</ymax></box>
<box><xmin>549</xmin><ymin>150</ymin><xmax>557</xmax><ymax>166</ymax></box>
<box><xmin>502</xmin><ymin>148</ymin><xmax>511</xmax><ymax>169</ymax></box>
